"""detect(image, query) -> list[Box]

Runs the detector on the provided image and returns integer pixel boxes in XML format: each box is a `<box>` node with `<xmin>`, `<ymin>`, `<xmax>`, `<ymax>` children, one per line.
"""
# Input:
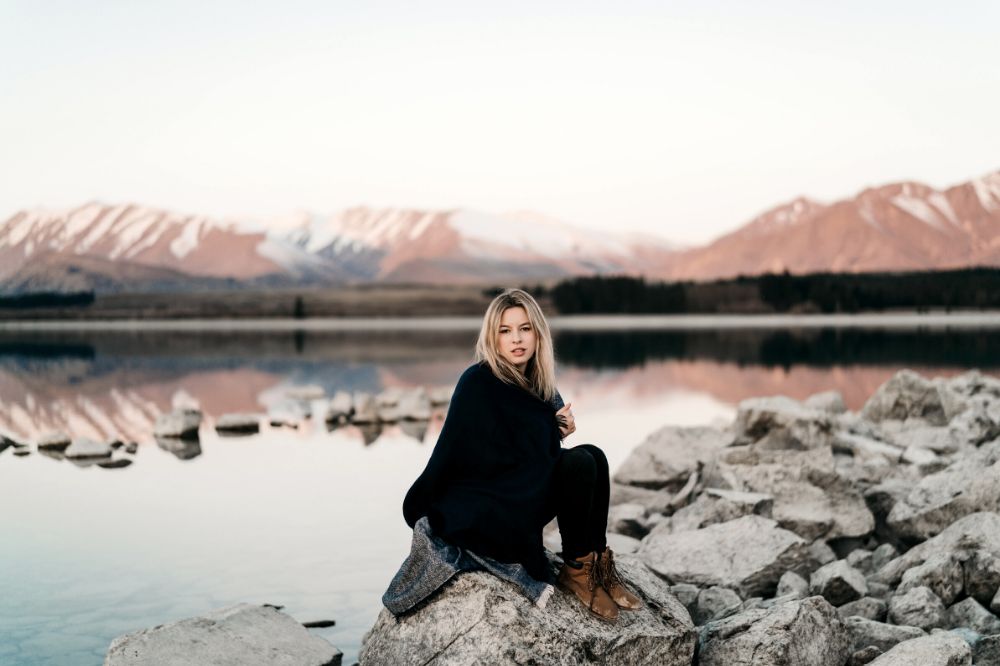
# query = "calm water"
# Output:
<box><xmin>2</xmin><ymin>314</ymin><xmax>1000</xmax><ymax>665</ymax></box>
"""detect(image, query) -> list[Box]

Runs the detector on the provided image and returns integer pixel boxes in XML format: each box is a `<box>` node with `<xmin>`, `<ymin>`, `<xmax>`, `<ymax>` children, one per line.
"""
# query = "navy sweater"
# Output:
<box><xmin>402</xmin><ymin>362</ymin><xmax>563</xmax><ymax>581</ymax></box>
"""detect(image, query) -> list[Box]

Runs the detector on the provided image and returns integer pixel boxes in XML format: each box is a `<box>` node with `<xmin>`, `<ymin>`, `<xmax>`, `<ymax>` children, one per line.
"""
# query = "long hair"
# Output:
<box><xmin>475</xmin><ymin>288</ymin><xmax>557</xmax><ymax>401</ymax></box>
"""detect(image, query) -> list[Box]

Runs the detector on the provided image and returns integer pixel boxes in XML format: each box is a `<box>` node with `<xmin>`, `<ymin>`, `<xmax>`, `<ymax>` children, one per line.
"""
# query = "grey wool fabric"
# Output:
<box><xmin>382</xmin><ymin>517</ymin><xmax>555</xmax><ymax>616</ymax></box>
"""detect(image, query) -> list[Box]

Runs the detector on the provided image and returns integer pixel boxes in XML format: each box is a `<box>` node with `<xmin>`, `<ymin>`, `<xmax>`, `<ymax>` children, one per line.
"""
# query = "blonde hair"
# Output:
<box><xmin>475</xmin><ymin>288</ymin><xmax>557</xmax><ymax>401</ymax></box>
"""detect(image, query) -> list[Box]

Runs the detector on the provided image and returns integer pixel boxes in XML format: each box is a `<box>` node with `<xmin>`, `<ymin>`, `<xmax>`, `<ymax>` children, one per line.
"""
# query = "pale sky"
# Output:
<box><xmin>2</xmin><ymin>1</ymin><xmax>999</xmax><ymax>245</ymax></box>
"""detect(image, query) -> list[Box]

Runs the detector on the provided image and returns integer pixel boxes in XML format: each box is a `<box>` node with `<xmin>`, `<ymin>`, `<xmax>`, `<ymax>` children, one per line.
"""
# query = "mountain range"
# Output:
<box><xmin>1</xmin><ymin>170</ymin><xmax>998</xmax><ymax>294</ymax></box>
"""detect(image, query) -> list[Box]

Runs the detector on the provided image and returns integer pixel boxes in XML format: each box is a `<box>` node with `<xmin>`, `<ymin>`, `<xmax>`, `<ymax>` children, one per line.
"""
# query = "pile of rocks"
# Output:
<box><xmin>608</xmin><ymin>368</ymin><xmax>999</xmax><ymax>665</ymax></box>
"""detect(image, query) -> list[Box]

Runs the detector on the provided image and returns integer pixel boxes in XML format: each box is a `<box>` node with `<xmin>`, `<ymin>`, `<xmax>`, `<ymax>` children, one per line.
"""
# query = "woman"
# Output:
<box><xmin>394</xmin><ymin>288</ymin><xmax>640</xmax><ymax>622</ymax></box>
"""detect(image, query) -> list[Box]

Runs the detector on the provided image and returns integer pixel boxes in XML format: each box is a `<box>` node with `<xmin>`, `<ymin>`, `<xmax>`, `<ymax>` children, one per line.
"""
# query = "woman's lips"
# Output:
<box><xmin>512</xmin><ymin>348</ymin><xmax>526</xmax><ymax>356</ymax></box>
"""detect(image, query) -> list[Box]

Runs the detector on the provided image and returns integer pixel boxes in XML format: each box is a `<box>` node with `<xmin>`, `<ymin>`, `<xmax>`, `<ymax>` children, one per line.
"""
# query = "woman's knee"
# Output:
<box><xmin>557</xmin><ymin>446</ymin><xmax>597</xmax><ymax>481</ymax></box>
<box><xmin>572</xmin><ymin>444</ymin><xmax>609</xmax><ymax>474</ymax></box>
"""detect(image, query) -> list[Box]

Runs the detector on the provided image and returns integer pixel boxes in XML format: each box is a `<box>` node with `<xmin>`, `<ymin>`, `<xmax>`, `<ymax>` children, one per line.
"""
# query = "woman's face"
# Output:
<box><xmin>498</xmin><ymin>306</ymin><xmax>536</xmax><ymax>373</ymax></box>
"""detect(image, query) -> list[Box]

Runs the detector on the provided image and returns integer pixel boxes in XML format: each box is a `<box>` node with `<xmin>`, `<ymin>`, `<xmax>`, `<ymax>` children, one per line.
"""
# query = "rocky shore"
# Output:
<box><xmin>100</xmin><ymin>368</ymin><xmax>1000</xmax><ymax>664</ymax></box>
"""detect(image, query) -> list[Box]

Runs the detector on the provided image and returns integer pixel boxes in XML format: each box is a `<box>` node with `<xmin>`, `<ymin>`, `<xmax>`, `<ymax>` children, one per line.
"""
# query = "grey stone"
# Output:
<box><xmin>214</xmin><ymin>413</ymin><xmax>260</xmax><ymax>434</ymax></box>
<box><xmin>639</xmin><ymin>515</ymin><xmax>810</xmax><ymax>598</ymax></box>
<box><xmin>359</xmin><ymin>555</ymin><xmax>696</xmax><ymax>665</ymax></box>
<box><xmin>974</xmin><ymin>635</ymin><xmax>1000</xmax><ymax>666</ymax></box>
<box><xmin>883</xmin><ymin>421</ymin><xmax>963</xmax><ymax>454</ymax></box>
<box><xmin>993</xmin><ymin>586</ymin><xmax>1000</xmax><ymax>615</ymax></box>
<box><xmin>948</xmin><ymin>598</ymin><xmax>1000</xmax><ymax>635</ymax></box>
<box><xmin>669</xmin><ymin>583</ymin><xmax>700</xmax><ymax>610</ymax></box>
<box><xmin>605</xmin><ymin>532</ymin><xmax>640</xmax><ymax>555</ymax></box>
<box><xmin>889</xmin><ymin>586</ymin><xmax>947</xmax><ymax>631</ymax></box>
<box><xmin>397</xmin><ymin>388</ymin><xmax>432</xmax><ymax>421</ymax></box>
<box><xmin>698</xmin><ymin>596</ymin><xmax>851</xmax><ymax>666</ymax></box>
<box><xmin>867</xmin><ymin>581</ymin><xmax>892</xmax><ymax>600</ymax></box>
<box><xmin>613</xmin><ymin>425</ymin><xmax>731</xmax><ymax>491</ymax></box>
<box><xmin>838</xmin><ymin>597</ymin><xmax>888</xmax><ymax>622</ymax></box>
<box><xmin>154</xmin><ymin>409</ymin><xmax>202</xmax><ymax>439</ymax></box>
<box><xmin>844</xmin><ymin>616</ymin><xmax>926</xmax><ymax>653</ymax></box>
<box><xmin>733</xmin><ymin>395</ymin><xmax>836</xmax><ymax>450</ymax></box>
<box><xmin>861</xmin><ymin>369</ymin><xmax>952</xmax><ymax>425</ymax></box>
<box><xmin>897</xmin><ymin>553</ymin><xmax>965</xmax><ymax>606</ymax></box>
<box><xmin>811</xmin><ymin>560</ymin><xmax>868</xmax><ymax>606</ymax></box>
<box><xmin>692</xmin><ymin>586</ymin><xmax>742</xmax><ymax>625</ymax></box>
<box><xmin>37</xmin><ymin>431</ymin><xmax>71</xmax><ymax>451</ymax></box>
<box><xmin>806</xmin><ymin>390</ymin><xmax>848</xmax><ymax>414</ymax></box>
<box><xmin>873</xmin><ymin>513</ymin><xmax>1000</xmax><ymax>588</ymax></box>
<box><xmin>609</xmin><ymin>483</ymin><xmax>676</xmax><ymax>514</ymax></box>
<box><xmin>867</xmin><ymin>631</ymin><xmax>971</xmax><ymax>665</ymax></box>
<box><xmin>668</xmin><ymin>488</ymin><xmax>773</xmax><ymax>533</ymax></box>
<box><xmin>902</xmin><ymin>445</ymin><xmax>940</xmax><ymax>466</ymax></box>
<box><xmin>155</xmin><ymin>436</ymin><xmax>201</xmax><ymax>460</ymax></box>
<box><xmin>834</xmin><ymin>432</ymin><xmax>903</xmax><ymax>463</ymax></box>
<box><xmin>351</xmin><ymin>392</ymin><xmax>378</xmax><ymax>424</ymax></box>
<box><xmin>848</xmin><ymin>549</ymin><xmax>874</xmax><ymax>574</ymax></box>
<box><xmin>810</xmin><ymin>540</ymin><xmax>838</xmax><ymax>567</ymax></box>
<box><xmin>962</xmin><ymin>549</ymin><xmax>1000</xmax><ymax>607</ymax></box>
<box><xmin>607</xmin><ymin>503</ymin><xmax>647</xmax><ymax>539</ymax></box>
<box><xmin>64</xmin><ymin>438</ymin><xmax>113</xmax><ymax>460</ymax></box>
<box><xmin>428</xmin><ymin>385</ymin><xmax>453</xmax><ymax>406</ymax></box>
<box><xmin>104</xmin><ymin>603</ymin><xmax>341</xmax><ymax>666</ymax></box>
<box><xmin>324</xmin><ymin>391</ymin><xmax>353</xmax><ymax>422</ymax></box>
<box><xmin>886</xmin><ymin>442</ymin><xmax>1000</xmax><ymax>542</ymax></box>
<box><xmin>777</xmin><ymin>571</ymin><xmax>810</xmax><ymax>599</ymax></box>
<box><xmin>870</xmin><ymin>544</ymin><xmax>899</xmax><ymax>572</ymax></box>
<box><xmin>850</xmin><ymin>645</ymin><xmax>883</xmax><ymax>665</ymax></box>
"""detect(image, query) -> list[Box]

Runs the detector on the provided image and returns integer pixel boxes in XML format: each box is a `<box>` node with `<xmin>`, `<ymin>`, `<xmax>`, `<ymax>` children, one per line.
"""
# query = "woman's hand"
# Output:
<box><xmin>556</xmin><ymin>402</ymin><xmax>576</xmax><ymax>439</ymax></box>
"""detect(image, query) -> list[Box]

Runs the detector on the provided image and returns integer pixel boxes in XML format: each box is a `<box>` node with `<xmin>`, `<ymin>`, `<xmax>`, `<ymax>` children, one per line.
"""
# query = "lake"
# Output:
<box><xmin>2</xmin><ymin>313</ymin><xmax>999</xmax><ymax>665</ymax></box>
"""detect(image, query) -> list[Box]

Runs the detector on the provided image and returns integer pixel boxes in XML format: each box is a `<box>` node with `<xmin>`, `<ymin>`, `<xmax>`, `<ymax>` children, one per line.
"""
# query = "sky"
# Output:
<box><xmin>2</xmin><ymin>1</ymin><xmax>999</xmax><ymax>245</ymax></box>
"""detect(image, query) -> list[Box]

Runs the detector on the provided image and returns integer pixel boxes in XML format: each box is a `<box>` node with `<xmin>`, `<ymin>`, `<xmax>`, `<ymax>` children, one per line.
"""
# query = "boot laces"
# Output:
<box><xmin>599</xmin><ymin>549</ymin><xmax>624</xmax><ymax>590</ymax></box>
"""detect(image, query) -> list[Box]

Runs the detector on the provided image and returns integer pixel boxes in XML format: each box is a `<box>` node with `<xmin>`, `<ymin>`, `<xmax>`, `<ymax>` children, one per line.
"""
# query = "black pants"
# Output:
<box><xmin>552</xmin><ymin>444</ymin><xmax>610</xmax><ymax>561</ymax></box>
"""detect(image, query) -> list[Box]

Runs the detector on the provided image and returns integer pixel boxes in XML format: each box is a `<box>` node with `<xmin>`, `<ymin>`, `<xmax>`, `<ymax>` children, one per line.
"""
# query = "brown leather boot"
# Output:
<box><xmin>599</xmin><ymin>547</ymin><xmax>643</xmax><ymax>610</ymax></box>
<box><xmin>557</xmin><ymin>551</ymin><xmax>619</xmax><ymax>622</ymax></box>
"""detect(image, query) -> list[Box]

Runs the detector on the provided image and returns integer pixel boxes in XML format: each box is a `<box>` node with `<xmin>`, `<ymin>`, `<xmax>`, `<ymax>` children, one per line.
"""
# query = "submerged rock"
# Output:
<box><xmin>360</xmin><ymin>555</ymin><xmax>696</xmax><ymax>665</ymax></box>
<box><xmin>697</xmin><ymin>595</ymin><xmax>851</xmax><ymax>666</ymax></box>
<box><xmin>104</xmin><ymin>603</ymin><xmax>342</xmax><ymax>665</ymax></box>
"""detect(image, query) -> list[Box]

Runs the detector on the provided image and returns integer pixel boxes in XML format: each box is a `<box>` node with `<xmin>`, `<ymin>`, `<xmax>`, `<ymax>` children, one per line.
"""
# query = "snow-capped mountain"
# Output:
<box><xmin>658</xmin><ymin>171</ymin><xmax>1000</xmax><ymax>280</ymax></box>
<box><xmin>0</xmin><ymin>203</ymin><xmax>678</xmax><ymax>293</ymax></box>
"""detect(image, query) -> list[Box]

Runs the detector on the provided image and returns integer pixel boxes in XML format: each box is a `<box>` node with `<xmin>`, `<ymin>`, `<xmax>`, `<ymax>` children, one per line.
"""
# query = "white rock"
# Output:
<box><xmin>351</xmin><ymin>392</ymin><xmax>378</xmax><ymax>424</ymax></box>
<box><xmin>154</xmin><ymin>409</ymin><xmax>202</xmax><ymax>439</ymax></box>
<box><xmin>325</xmin><ymin>391</ymin><xmax>353</xmax><ymax>422</ymax></box>
<box><xmin>104</xmin><ymin>603</ymin><xmax>341</xmax><ymax>666</ymax></box>
<box><xmin>64</xmin><ymin>438</ymin><xmax>113</xmax><ymax>460</ymax></box>
<box><xmin>37</xmin><ymin>431</ymin><xmax>71</xmax><ymax>450</ymax></box>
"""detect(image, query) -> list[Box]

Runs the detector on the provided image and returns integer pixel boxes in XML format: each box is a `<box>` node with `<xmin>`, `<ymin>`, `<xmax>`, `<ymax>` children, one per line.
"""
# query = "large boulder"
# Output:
<box><xmin>866</xmin><ymin>631</ymin><xmax>971</xmax><ymax>665</ymax></box>
<box><xmin>614</xmin><ymin>425</ymin><xmax>731</xmax><ymax>491</ymax></box>
<box><xmin>667</xmin><ymin>488</ymin><xmax>773</xmax><ymax>533</ymax></box>
<box><xmin>896</xmin><ymin>553</ymin><xmax>964</xmax><ymax>606</ymax></box>
<box><xmin>733</xmin><ymin>396</ymin><xmax>835</xmax><ymax>450</ymax></box>
<box><xmin>885</xmin><ymin>441</ymin><xmax>1000</xmax><ymax>542</ymax></box>
<box><xmin>697</xmin><ymin>596</ymin><xmax>851</xmax><ymax>666</ymax></box>
<box><xmin>360</xmin><ymin>555</ymin><xmax>696</xmax><ymax>665</ymax></box>
<box><xmin>843</xmin><ymin>616</ymin><xmax>925</xmax><ymax>653</ymax></box>
<box><xmin>104</xmin><ymin>603</ymin><xmax>341</xmax><ymax>665</ymax></box>
<box><xmin>861</xmin><ymin>370</ymin><xmax>958</xmax><ymax>426</ymax></box>
<box><xmin>639</xmin><ymin>515</ymin><xmax>810</xmax><ymax>598</ymax></box>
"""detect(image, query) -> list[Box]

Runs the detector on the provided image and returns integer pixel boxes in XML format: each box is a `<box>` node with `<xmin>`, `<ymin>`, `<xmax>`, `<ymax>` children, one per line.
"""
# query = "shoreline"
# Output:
<box><xmin>2</xmin><ymin>310</ymin><xmax>1000</xmax><ymax>331</ymax></box>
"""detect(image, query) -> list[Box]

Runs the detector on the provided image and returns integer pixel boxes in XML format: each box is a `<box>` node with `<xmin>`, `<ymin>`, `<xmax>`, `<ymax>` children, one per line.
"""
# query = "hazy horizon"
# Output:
<box><xmin>3</xmin><ymin>1</ymin><xmax>999</xmax><ymax>245</ymax></box>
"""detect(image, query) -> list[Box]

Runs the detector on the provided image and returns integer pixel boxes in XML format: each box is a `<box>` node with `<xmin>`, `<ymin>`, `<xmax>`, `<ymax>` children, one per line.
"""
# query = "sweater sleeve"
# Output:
<box><xmin>402</xmin><ymin>365</ymin><xmax>490</xmax><ymax>527</ymax></box>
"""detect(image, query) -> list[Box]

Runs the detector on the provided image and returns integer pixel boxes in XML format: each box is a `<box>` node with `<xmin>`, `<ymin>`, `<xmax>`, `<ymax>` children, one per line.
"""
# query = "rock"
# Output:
<box><xmin>867</xmin><ymin>581</ymin><xmax>891</xmax><ymax>599</ymax></box>
<box><xmin>13</xmin><ymin>448</ymin><xmax>30</xmax><ymax>457</ymax></box>
<box><xmin>359</xmin><ymin>556</ymin><xmax>697</xmax><ymax>665</ymax></box>
<box><xmin>847</xmin><ymin>549</ymin><xmax>874</xmax><ymax>574</ymax></box>
<box><xmin>810</xmin><ymin>560</ymin><xmax>868</xmax><ymax>606</ymax></box>
<box><xmin>951</xmin><ymin>402</ymin><xmax>1000</xmax><ymax>448</ymax></box>
<box><xmin>692</xmin><ymin>586</ymin><xmax>742</xmax><ymax>625</ymax></box>
<box><xmin>608</xmin><ymin>503</ymin><xmax>647</xmax><ymax>539</ymax></box>
<box><xmin>838</xmin><ymin>597</ymin><xmax>888</xmax><ymax>622</ymax></box>
<box><xmin>351</xmin><ymin>393</ymin><xmax>378</xmax><ymax>424</ymax></box>
<box><xmin>214</xmin><ymin>413</ymin><xmax>260</xmax><ymax>434</ymax></box>
<box><xmin>428</xmin><ymin>385</ymin><xmax>453</xmax><ymax>406</ymax></box>
<box><xmin>104</xmin><ymin>603</ymin><xmax>342</xmax><ymax>665</ymax></box>
<box><xmin>37</xmin><ymin>431</ymin><xmax>71</xmax><ymax>451</ymax></box>
<box><xmin>639</xmin><ymin>515</ymin><xmax>810</xmax><ymax>598</ymax></box>
<box><xmin>861</xmin><ymin>370</ymin><xmax>953</xmax><ymax>425</ymax></box>
<box><xmin>902</xmin><ymin>445</ymin><xmax>940</xmax><ymax>466</ymax></box>
<box><xmin>975</xmin><ymin>635</ymin><xmax>1000</xmax><ymax>666</ymax></box>
<box><xmin>125</xmin><ymin>442</ymin><xmax>138</xmax><ymax>454</ymax></box>
<box><xmin>850</xmin><ymin>645</ymin><xmax>883</xmax><ymax>665</ymax></box>
<box><xmin>668</xmin><ymin>488</ymin><xmax>773</xmax><ymax>533</ymax></box>
<box><xmin>873</xmin><ymin>514</ymin><xmax>1000</xmax><ymax>588</ymax></box>
<box><xmin>613</xmin><ymin>425</ymin><xmax>731</xmax><ymax>491</ymax></box>
<box><xmin>155</xmin><ymin>436</ymin><xmax>202</xmax><ymax>460</ymax></box>
<box><xmin>284</xmin><ymin>385</ymin><xmax>325</xmax><ymax>400</ymax></box>
<box><xmin>325</xmin><ymin>391</ymin><xmax>354</xmax><ymax>422</ymax></box>
<box><xmin>605</xmin><ymin>533</ymin><xmax>640</xmax><ymax>554</ymax></box>
<box><xmin>866</xmin><ymin>631</ymin><xmax>971</xmax><ymax>665</ymax></box>
<box><xmin>806</xmin><ymin>390</ymin><xmax>848</xmax><ymax>414</ymax></box>
<box><xmin>947</xmin><ymin>598</ymin><xmax>1000</xmax><ymax>635</ymax></box>
<box><xmin>397</xmin><ymin>389</ymin><xmax>432</xmax><ymax>421</ymax></box>
<box><xmin>669</xmin><ymin>583</ymin><xmax>701</xmax><ymax>611</ymax></box>
<box><xmin>697</xmin><ymin>595</ymin><xmax>851</xmax><ymax>666</ymax></box>
<box><xmin>375</xmin><ymin>386</ymin><xmax>405</xmax><ymax>407</ymax></box>
<box><xmin>98</xmin><ymin>458</ymin><xmax>133</xmax><ymax>469</ymax></box>
<box><xmin>810</xmin><ymin>540</ymin><xmax>838</xmax><ymax>567</ymax></box>
<box><xmin>870</xmin><ymin>544</ymin><xmax>899</xmax><ymax>572</ymax></box>
<box><xmin>843</xmin><ymin>616</ymin><xmax>926</xmax><ymax>653</ymax></box>
<box><xmin>609</xmin><ymin>483</ymin><xmax>677</xmax><ymax>514</ymax></box>
<box><xmin>733</xmin><ymin>395</ymin><xmax>836</xmax><ymax>450</ymax></box>
<box><xmin>993</xmin><ymin>587</ymin><xmax>1000</xmax><ymax>615</ymax></box>
<box><xmin>777</xmin><ymin>571</ymin><xmax>810</xmax><ymax>599</ymax></box>
<box><xmin>834</xmin><ymin>432</ymin><xmax>904</xmax><ymax>463</ymax></box>
<box><xmin>888</xmin><ymin>586</ymin><xmax>947</xmax><ymax>631</ymax></box>
<box><xmin>63</xmin><ymin>438</ymin><xmax>113</xmax><ymax>459</ymax></box>
<box><xmin>886</xmin><ymin>442</ymin><xmax>1000</xmax><ymax>542</ymax></box>
<box><xmin>154</xmin><ymin>409</ymin><xmax>202</xmax><ymax>440</ymax></box>
<box><xmin>897</xmin><ymin>553</ymin><xmax>965</xmax><ymax>606</ymax></box>
<box><xmin>962</xmin><ymin>549</ymin><xmax>1000</xmax><ymax>607</ymax></box>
